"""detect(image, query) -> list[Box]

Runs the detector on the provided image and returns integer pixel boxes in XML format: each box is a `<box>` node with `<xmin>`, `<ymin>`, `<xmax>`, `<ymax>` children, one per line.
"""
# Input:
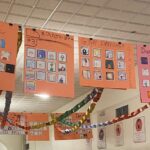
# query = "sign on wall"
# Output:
<box><xmin>54</xmin><ymin>113</ymin><xmax>93</xmax><ymax>140</ymax></box>
<box><xmin>133</xmin><ymin>116</ymin><xmax>146</xmax><ymax>143</ymax></box>
<box><xmin>137</xmin><ymin>45</ymin><xmax>150</xmax><ymax>102</ymax></box>
<box><xmin>97</xmin><ymin>128</ymin><xmax>106</xmax><ymax>149</ymax></box>
<box><xmin>79</xmin><ymin>37</ymin><xmax>136</xmax><ymax>89</ymax></box>
<box><xmin>24</xmin><ymin>28</ymin><xmax>74</xmax><ymax>98</ymax></box>
<box><xmin>0</xmin><ymin>22</ymin><xmax>18</xmax><ymax>91</ymax></box>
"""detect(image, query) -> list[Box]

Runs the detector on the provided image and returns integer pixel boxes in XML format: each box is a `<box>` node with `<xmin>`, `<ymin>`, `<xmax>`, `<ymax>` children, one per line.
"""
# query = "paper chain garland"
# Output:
<box><xmin>57</xmin><ymin>102</ymin><xmax>150</xmax><ymax>134</ymax></box>
<box><xmin>2</xmin><ymin>88</ymin><xmax>102</xmax><ymax>130</ymax></box>
<box><xmin>56</xmin><ymin>90</ymin><xmax>103</xmax><ymax>133</ymax></box>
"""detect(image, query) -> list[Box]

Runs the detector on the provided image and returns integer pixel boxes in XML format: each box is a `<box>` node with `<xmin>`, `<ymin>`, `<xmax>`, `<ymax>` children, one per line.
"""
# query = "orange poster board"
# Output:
<box><xmin>0</xmin><ymin>22</ymin><xmax>18</xmax><ymax>91</ymax></box>
<box><xmin>79</xmin><ymin>37</ymin><xmax>136</xmax><ymax>89</ymax></box>
<box><xmin>24</xmin><ymin>28</ymin><xmax>74</xmax><ymax>98</ymax></box>
<box><xmin>54</xmin><ymin>113</ymin><xmax>92</xmax><ymax>140</ymax></box>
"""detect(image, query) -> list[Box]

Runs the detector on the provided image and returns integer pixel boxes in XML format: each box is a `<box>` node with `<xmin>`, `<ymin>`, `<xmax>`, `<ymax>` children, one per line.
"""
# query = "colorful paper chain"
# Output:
<box><xmin>58</xmin><ymin>103</ymin><xmax>150</xmax><ymax>134</ymax></box>
<box><xmin>2</xmin><ymin>88</ymin><xmax>102</xmax><ymax>130</ymax></box>
<box><xmin>56</xmin><ymin>90</ymin><xmax>103</xmax><ymax>133</ymax></box>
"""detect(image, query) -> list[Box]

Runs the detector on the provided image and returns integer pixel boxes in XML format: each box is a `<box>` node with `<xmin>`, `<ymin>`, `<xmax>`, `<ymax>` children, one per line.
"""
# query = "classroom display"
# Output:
<box><xmin>0</xmin><ymin>22</ymin><xmax>18</xmax><ymax>91</ymax></box>
<box><xmin>24</xmin><ymin>28</ymin><xmax>74</xmax><ymax>98</ymax></box>
<box><xmin>79</xmin><ymin>37</ymin><xmax>136</xmax><ymax>89</ymax></box>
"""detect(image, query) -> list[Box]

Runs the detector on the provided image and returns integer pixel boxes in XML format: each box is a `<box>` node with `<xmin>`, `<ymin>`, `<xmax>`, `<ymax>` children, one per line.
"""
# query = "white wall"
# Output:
<box><xmin>0</xmin><ymin>135</ymin><xmax>25</xmax><ymax>150</ymax></box>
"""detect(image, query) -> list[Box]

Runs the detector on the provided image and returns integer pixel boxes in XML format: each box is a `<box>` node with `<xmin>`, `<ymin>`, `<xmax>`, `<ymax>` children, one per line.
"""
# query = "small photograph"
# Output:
<box><xmin>26</xmin><ymin>70</ymin><xmax>35</xmax><ymax>80</ymax></box>
<box><xmin>27</xmin><ymin>48</ymin><xmax>36</xmax><ymax>58</ymax></box>
<box><xmin>37</xmin><ymin>61</ymin><xmax>46</xmax><ymax>70</ymax></box>
<box><xmin>47</xmin><ymin>51</ymin><xmax>56</xmax><ymax>60</ymax></box>
<box><xmin>5</xmin><ymin>64</ymin><xmax>15</xmax><ymax>73</ymax></box>
<box><xmin>58</xmin><ymin>63</ymin><xmax>66</xmax><ymax>72</ymax></box>
<box><xmin>93</xmin><ymin>59</ymin><xmax>101</xmax><ymax>68</ymax></box>
<box><xmin>105</xmin><ymin>60</ymin><xmax>114</xmax><ymax>69</ymax></box>
<box><xmin>0</xmin><ymin>62</ymin><xmax>5</xmax><ymax>72</ymax></box>
<box><xmin>117</xmin><ymin>61</ymin><xmax>125</xmax><ymax>69</ymax></box>
<box><xmin>47</xmin><ymin>62</ymin><xmax>56</xmax><ymax>72</ymax></box>
<box><xmin>58</xmin><ymin>53</ymin><xmax>67</xmax><ymax>62</ymax></box>
<box><xmin>0</xmin><ymin>50</ymin><xmax>11</xmax><ymax>61</ymax></box>
<box><xmin>82</xmin><ymin>58</ymin><xmax>90</xmax><ymax>67</ymax></box>
<box><xmin>141</xmin><ymin>57</ymin><xmax>148</xmax><ymax>64</ymax></box>
<box><xmin>36</xmin><ymin>71</ymin><xmax>46</xmax><ymax>80</ymax></box>
<box><xmin>117</xmin><ymin>51</ymin><xmax>125</xmax><ymax>60</ymax></box>
<box><xmin>106</xmin><ymin>50</ymin><xmax>113</xmax><ymax>59</ymax></box>
<box><xmin>37</xmin><ymin>49</ymin><xmax>46</xmax><ymax>59</ymax></box>
<box><xmin>82</xmin><ymin>70</ymin><xmax>90</xmax><ymax>79</ymax></box>
<box><xmin>93</xmin><ymin>48</ymin><xmax>101</xmax><ymax>57</ymax></box>
<box><xmin>106</xmin><ymin>72</ymin><xmax>114</xmax><ymax>80</ymax></box>
<box><xmin>0</xmin><ymin>39</ymin><xmax>5</xmax><ymax>48</ymax></box>
<box><xmin>143</xmin><ymin>80</ymin><xmax>150</xmax><ymax>87</ymax></box>
<box><xmin>26</xmin><ymin>59</ymin><xmax>36</xmax><ymax>69</ymax></box>
<box><xmin>81</xmin><ymin>47</ymin><xmax>89</xmax><ymax>56</ymax></box>
<box><xmin>118</xmin><ymin>72</ymin><xmax>126</xmax><ymax>80</ymax></box>
<box><xmin>58</xmin><ymin>74</ymin><xmax>66</xmax><ymax>84</ymax></box>
<box><xmin>47</xmin><ymin>73</ymin><xmax>57</xmax><ymax>82</ymax></box>
<box><xmin>25</xmin><ymin>81</ymin><xmax>35</xmax><ymax>91</ymax></box>
<box><xmin>142</xmin><ymin>68</ymin><xmax>149</xmax><ymax>76</ymax></box>
<box><xmin>94</xmin><ymin>71</ymin><xmax>102</xmax><ymax>80</ymax></box>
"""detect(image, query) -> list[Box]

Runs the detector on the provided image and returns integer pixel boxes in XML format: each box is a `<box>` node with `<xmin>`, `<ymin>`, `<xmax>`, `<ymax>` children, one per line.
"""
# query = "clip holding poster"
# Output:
<box><xmin>24</xmin><ymin>28</ymin><xmax>74</xmax><ymax>98</ymax></box>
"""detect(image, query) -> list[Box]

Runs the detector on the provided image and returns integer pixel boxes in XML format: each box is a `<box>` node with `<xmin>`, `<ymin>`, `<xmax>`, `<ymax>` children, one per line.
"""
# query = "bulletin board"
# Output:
<box><xmin>79</xmin><ymin>37</ymin><xmax>136</xmax><ymax>89</ymax></box>
<box><xmin>24</xmin><ymin>28</ymin><xmax>74</xmax><ymax>98</ymax></box>
<box><xmin>0</xmin><ymin>22</ymin><xmax>18</xmax><ymax>91</ymax></box>
<box><xmin>54</xmin><ymin>113</ymin><xmax>93</xmax><ymax>140</ymax></box>
<box><xmin>137</xmin><ymin>45</ymin><xmax>150</xmax><ymax>102</ymax></box>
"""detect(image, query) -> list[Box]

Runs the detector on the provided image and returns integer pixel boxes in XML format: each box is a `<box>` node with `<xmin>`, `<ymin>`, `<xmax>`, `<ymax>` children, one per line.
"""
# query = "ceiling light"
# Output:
<box><xmin>34</xmin><ymin>93</ymin><xmax>50</xmax><ymax>99</ymax></box>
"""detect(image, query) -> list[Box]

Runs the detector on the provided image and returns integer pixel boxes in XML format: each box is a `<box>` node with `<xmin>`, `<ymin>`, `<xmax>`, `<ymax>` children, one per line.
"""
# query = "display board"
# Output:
<box><xmin>54</xmin><ymin>113</ymin><xmax>92</xmax><ymax>140</ymax></box>
<box><xmin>0</xmin><ymin>112</ymin><xmax>49</xmax><ymax>141</ymax></box>
<box><xmin>0</xmin><ymin>22</ymin><xmax>18</xmax><ymax>91</ymax></box>
<box><xmin>79</xmin><ymin>37</ymin><xmax>136</xmax><ymax>89</ymax></box>
<box><xmin>137</xmin><ymin>45</ymin><xmax>150</xmax><ymax>102</ymax></box>
<box><xmin>24</xmin><ymin>28</ymin><xmax>74</xmax><ymax>98</ymax></box>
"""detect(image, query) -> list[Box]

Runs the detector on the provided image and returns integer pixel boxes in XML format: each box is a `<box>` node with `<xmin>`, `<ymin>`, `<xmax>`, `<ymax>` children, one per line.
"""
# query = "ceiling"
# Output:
<box><xmin>0</xmin><ymin>0</ymin><xmax>149</xmax><ymax>113</ymax></box>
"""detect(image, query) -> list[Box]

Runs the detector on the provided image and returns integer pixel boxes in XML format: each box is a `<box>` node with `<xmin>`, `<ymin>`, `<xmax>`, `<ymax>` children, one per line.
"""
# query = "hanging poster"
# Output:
<box><xmin>0</xmin><ymin>22</ymin><xmax>18</xmax><ymax>91</ymax></box>
<box><xmin>79</xmin><ymin>37</ymin><xmax>136</xmax><ymax>89</ymax></box>
<box><xmin>133</xmin><ymin>116</ymin><xmax>146</xmax><ymax>143</ymax></box>
<box><xmin>97</xmin><ymin>128</ymin><xmax>106</xmax><ymax>149</ymax></box>
<box><xmin>24</xmin><ymin>28</ymin><xmax>74</xmax><ymax>98</ymax></box>
<box><xmin>0</xmin><ymin>112</ymin><xmax>49</xmax><ymax>141</ymax></box>
<box><xmin>114</xmin><ymin>122</ymin><xmax>124</xmax><ymax>146</ymax></box>
<box><xmin>137</xmin><ymin>45</ymin><xmax>150</xmax><ymax>102</ymax></box>
<box><xmin>54</xmin><ymin>113</ymin><xmax>92</xmax><ymax>140</ymax></box>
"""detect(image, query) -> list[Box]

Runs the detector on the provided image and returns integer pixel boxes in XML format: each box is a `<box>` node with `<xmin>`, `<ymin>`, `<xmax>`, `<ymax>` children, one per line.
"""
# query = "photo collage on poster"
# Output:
<box><xmin>81</xmin><ymin>47</ymin><xmax>126</xmax><ymax>81</ymax></box>
<box><xmin>25</xmin><ymin>48</ymin><xmax>67</xmax><ymax>91</ymax></box>
<box><xmin>54</xmin><ymin>113</ymin><xmax>92</xmax><ymax>140</ymax></box>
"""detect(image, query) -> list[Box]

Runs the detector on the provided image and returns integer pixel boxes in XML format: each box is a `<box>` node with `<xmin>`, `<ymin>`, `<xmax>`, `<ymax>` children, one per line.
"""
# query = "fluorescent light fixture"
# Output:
<box><xmin>34</xmin><ymin>93</ymin><xmax>50</xmax><ymax>99</ymax></box>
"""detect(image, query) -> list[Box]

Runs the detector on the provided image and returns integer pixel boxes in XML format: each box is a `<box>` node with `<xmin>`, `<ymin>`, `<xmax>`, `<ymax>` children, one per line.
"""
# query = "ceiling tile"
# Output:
<box><xmin>45</xmin><ymin>21</ymin><xmax>64</xmax><ymax>30</ymax></box>
<box><xmin>87</xmin><ymin>0</ymin><xmax>106</xmax><ymax>6</ymax></box>
<box><xmin>0</xmin><ymin>2</ymin><xmax>9</xmax><ymax>13</ymax></box>
<box><xmin>6</xmin><ymin>15</ymin><xmax>26</xmax><ymax>24</ymax></box>
<box><xmin>96</xmin><ymin>9</ymin><xmax>135</xmax><ymax>22</ymax></box>
<box><xmin>31</xmin><ymin>8</ymin><xmax>50</xmax><ymax>19</ymax></box>
<box><xmin>58</xmin><ymin>1</ymin><xmax>81</xmax><ymax>13</ymax></box>
<box><xmin>78</xmin><ymin>5</ymin><xmax>99</xmax><ymax>16</ymax></box>
<box><xmin>11</xmin><ymin>4</ymin><xmax>31</xmax><ymax>16</ymax></box>
<box><xmin>51</xmin><ymin>12</ymin><xmax>72</xmax><ymax>22</ymax></box>
<box><xmin>37</xmin><ymin>0</ymin><xmax>60</xmax><ymax>10</ymax></box>
<box><xmin>66</xmin><ymin>0</ymin><xmax>85</xmax><ymax>3</ymax></box>
<box><xmin>0</xmin><ymin>13</ymin><xmax>5</xmax><ymax>21</ymax></box>
<box><xmin>132</xmin><ymin>14</ymin><xmax>150</xmax><ymax>25</ymax></box>
<box><xmin>14</xmin><ymin>0</ymin><xmax>35</xmax><ymax>6</ymax></box>
<box><xmin>88</xmin><ymin>18</ymin><xmax>107</xmax><ymax>27</ymax></box>
<box><xmin>26</xmin><ymin>18</ymin><xmax>45</xmax><ymax>27</ymax></box>
<box><xmin>63</xmin><ymin>24</ymin><xmax>82</xmax><ymax>32</ymax></box>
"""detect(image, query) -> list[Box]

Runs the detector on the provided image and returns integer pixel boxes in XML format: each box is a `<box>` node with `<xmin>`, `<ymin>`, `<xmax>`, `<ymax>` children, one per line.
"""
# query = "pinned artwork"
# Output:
<box><xmin>137</xmin><ymin>45</ymin><xmax>150</xmax><ymax>102</ymax></box>
<box><xmin>24</xmin><ymin>28</ymin><xmax>74</xmax><ymax>97</ymax></box>
<box><xmin>0</xmin><ymin>22</ymin><xmax>18</xmax><ymax>91</ymax></box>
<box><xmin>79</xmin><ymin>36</ymin><xmax>136</xmax><ymax>89</ymax></box>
